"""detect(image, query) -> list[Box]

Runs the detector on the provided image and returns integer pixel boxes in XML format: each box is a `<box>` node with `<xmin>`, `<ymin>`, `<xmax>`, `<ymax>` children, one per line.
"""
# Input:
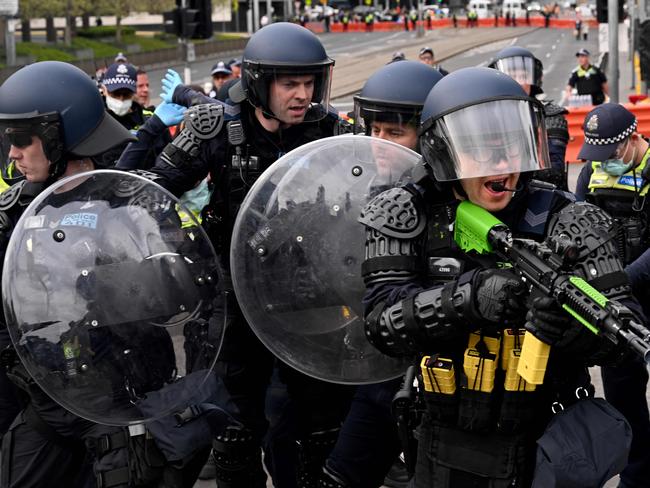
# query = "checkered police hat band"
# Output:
<box><xmin>103</xmin><ymin>77</ymin><xmax>136</xmax><ymax>87</ymax></box>
<box><xmin>584</xmin><ymin>120</ymin><xmax>637</xmax><ymax>145</ymax></box>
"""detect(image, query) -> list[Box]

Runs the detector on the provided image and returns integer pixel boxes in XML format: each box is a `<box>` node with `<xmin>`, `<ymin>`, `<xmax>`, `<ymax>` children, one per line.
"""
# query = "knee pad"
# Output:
<box><xmin>212</xmin><ymin>424</ymin><xmax>266</xmax><ymax>488</ymax></box>
<box><xmin>296</xmin><ymin>427</ymin><xmax>340</xmax><ymax>488</ymax></box>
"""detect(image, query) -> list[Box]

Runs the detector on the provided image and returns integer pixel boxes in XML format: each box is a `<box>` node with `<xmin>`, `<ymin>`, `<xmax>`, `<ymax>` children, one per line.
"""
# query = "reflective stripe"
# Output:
<box><xmin>588</xmin><ymin>148</ymin><xmax>650</xmax><ymax>196</ymax></box>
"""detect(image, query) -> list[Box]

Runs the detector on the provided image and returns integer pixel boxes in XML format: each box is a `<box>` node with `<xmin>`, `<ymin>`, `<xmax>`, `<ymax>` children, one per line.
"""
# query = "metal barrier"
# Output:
<box><xmin>327</xmin><ymin>17</ymin><xmax>598</xmax><ymax>33</ymax></box>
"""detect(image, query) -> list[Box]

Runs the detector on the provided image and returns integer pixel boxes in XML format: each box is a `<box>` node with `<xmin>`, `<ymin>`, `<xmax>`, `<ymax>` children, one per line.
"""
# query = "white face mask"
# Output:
<box><xmin>106</xmin><ymin>95</ymin><xmax>132</xmax><ymax>116</ymax></box>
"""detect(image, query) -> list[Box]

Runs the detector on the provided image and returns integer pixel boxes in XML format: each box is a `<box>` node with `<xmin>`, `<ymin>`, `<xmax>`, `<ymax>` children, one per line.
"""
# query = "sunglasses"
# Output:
<box><xmin>4</xmin><ymin>128</ymin><xmax>35</xmax><ymax>149</ymax></box>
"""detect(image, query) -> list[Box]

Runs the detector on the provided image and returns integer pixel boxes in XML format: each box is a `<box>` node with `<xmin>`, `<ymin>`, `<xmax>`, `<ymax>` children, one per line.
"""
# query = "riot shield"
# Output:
<box><xmin>231</xmin><ymin>135</ymin><xmax>419</xmax><ymax>384</ymax></box>
<box><xmin>2</xmin><ymin>170</ymin><xmax>222</xmax><ymax>425</ymax></box>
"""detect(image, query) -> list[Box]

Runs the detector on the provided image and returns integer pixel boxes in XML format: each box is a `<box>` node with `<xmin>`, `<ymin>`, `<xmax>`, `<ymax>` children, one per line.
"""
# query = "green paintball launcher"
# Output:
<box><xmin>453</xmin><ymin>200</ymin><xmax>650</xmax><ymax>384</ymax></box>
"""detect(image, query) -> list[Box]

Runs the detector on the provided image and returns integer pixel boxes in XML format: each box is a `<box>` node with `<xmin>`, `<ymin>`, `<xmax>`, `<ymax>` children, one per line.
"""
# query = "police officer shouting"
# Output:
<box><xmin>360</xmin><ymin>67</ymin><xmax>641</xmax><ymax>487</ymax></box>
<box><xmin>565</xmin><ymin>48</ymin><xmax>608</xmax><ymax>106</ymax></box>
<box><xmin>574</xmin><ymin>102</ymin><xmax>650</xmax><ymax>488</ymax></box>
<box><xmin>120</xmin><ymin>23</ymin><xmax>354</xmax><ymax>487</ymax></box>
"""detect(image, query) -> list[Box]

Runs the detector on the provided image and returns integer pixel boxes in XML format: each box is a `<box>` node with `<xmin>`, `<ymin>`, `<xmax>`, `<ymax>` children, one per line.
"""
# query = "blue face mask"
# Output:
<box><xmin>602</xmin><ymin>145</ymin><xmax>636</xmax><ymax>177</ymax></box>
<box><xmin>180</xmin><ymin>178</ymin><xmax>212</xmax><ymax>215</ymax></box>
<box><xmin>601</xmin><ymin>159</ymin><xmax>634</xmax><ymax>176</ymax></box>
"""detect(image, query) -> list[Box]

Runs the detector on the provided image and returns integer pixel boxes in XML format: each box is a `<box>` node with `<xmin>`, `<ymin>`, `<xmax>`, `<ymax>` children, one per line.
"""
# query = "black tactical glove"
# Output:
<box><xmin>524</xmin><ymin>296</ymin><xmax>571</xmax><ymax>345</ymax></box>
<box><xmin>472</xmin><ymin>268</ymin><xmax>528</xmax><ymax>325</ymax></box>
<box><xmin>524</xmin><ymin>296</ymin><xmax>600</xmax><ymax>355</ymax></box>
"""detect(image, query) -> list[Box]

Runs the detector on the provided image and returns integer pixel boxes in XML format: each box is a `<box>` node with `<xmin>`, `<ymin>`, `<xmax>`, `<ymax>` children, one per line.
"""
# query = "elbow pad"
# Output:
<box><xmin>365</xmin><ymin>274</ymin><xmax>476</xmax><ymax>356</ymax></box>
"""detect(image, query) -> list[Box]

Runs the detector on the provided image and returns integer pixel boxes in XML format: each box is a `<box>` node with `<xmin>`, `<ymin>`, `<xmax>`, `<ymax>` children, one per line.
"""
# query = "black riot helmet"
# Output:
<box><xmin>353</xmin><ymin>60</ymin><xmax>444</xmax><ymax>138</ymax></box>
<box><xmin>236</xmin><ymin>22</ymin><xmax>334</xmax><ymax>122</ymax></box>
<box><xmin>0</xmin><ymin>61</ymin><xmax>135</xmax><ymax>180</ymax></box>
<box><xmin>420</xmin><ymin>67</ymin><xmax>550</xmax><ymax>182</ymax></box>
<box><xmin>487</xmin><ymin>46</ymin><xmax>544</xmax><ymax>96</ymax></box>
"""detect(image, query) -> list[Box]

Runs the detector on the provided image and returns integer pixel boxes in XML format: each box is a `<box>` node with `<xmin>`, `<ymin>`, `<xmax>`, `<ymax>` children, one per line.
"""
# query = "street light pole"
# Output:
<box><xmin>608</xmin><ymin>0</ymin><xmax>619</xmax><ymax>102</ymax></box>
<box><xmin>416</xmin><ymin>0</ymin><xmax>424</xmax><ymax>37</ymax></box>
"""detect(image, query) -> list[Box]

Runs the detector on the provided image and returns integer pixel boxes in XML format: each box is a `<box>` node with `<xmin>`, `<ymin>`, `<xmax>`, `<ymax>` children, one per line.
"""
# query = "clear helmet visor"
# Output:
<box><xmin>421</xmin><ymin>99</ymin><xmax>550</xmax><ymax>181</ymax></box>
<box><xmin>253</xmin><ymin>64</ymin><xmax>333</xmax><ymax>123</ymax></box>
<box><xmin>493</xmin><ymin>56</ymin><xmax>535</xmax><ymax>87</ymax></box>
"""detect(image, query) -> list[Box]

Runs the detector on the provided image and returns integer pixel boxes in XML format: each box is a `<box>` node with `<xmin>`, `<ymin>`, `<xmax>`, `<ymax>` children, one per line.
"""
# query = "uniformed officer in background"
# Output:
<box><xmin>565</xmin><ymin>48</ymin><xmax>608</xmax><ymax>106</ymax></box>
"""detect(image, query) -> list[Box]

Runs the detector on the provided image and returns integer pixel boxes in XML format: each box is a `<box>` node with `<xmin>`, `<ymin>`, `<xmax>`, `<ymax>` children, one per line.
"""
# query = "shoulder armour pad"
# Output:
<box><xmin>184</xmin><ymin>103</ymin><xmax>224</xmax><ymax>140</ymax></box>
<box><xmin>359</xmin><ymin>187</ymin><xmax>426</xmax><ymax>239</ymax></box>
<box><xmin>0</xmin><ymin>180</ymin><xmax>26</xmax><ymax>211</ymax></box>
<box><xmin>547</xmin><ymin>201</ymin><xmax>630</xmax><ymax>298</ymax></box>
<box><xmin>543</xmin><ymin>101</ymin><xmax>569</xmax><ymax>117</ymax></box>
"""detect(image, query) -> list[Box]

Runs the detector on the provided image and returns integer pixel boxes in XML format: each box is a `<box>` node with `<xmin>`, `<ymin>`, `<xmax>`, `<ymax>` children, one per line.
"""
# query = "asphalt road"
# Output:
<box><xmin>331</xmin><ymin>26</ymin><xmax>600</xmax><ymax>113</ymax></box>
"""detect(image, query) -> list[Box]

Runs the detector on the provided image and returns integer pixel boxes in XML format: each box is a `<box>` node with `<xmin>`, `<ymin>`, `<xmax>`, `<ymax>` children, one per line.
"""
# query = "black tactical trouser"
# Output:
<box><xmin>212</xmin><ymin>290</ymin><xmax>354</xmax><ymax>487</ymax></box>
<box><xmin>411</xmin><ymin>416</ymin><xmax>532</xmax><ymax>488</ymax></box>
<box><xmin>602</xmin><ymin>359</ymin><xmax>650</xmax><ymax>488</ymax></box>
<box><xmin>0</xmin><ymin>391</ymin><xmax>127</xmax><ymax>488</ymax></box>
<box><xmin>0</xmin><ymin>408</ymin><xmax>91</xmax><ymax>488</ymax></box>
<box><xmin>0</xmin><ymin>329</ymin><xmax>22</xmax><ymax>437</ymax></box>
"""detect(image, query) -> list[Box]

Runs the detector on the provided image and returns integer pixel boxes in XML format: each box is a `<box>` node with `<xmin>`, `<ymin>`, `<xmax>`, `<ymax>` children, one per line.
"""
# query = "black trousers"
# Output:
<box><xmin>212</xmin><ymin>290</ymin><xmax>354</xmax><ymax>487</ymax></box>
<box><xmin>601</xmin><ymin>359</ymin><xmax>650</xmax><ymax>488</ymax></box>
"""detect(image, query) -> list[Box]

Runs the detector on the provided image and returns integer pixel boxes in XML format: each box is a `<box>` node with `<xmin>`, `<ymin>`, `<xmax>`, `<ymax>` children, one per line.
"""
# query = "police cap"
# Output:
<box><xmin>578</xmin><ymin>103</ymin><xmax>637</xmax><ymax>161</ymax></box>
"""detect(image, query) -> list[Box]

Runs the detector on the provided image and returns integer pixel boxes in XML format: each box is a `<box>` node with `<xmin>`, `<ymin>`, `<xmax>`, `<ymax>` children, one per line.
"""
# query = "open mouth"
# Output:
<box><xmin>289</xmin><ymin>106</ymin><xmax>307</xmax><ymax>115</ymax></box>
<box><xmin>484</xmin><ymin>177</ymin><xmax>509</xmax><ymax>195</ymax></box>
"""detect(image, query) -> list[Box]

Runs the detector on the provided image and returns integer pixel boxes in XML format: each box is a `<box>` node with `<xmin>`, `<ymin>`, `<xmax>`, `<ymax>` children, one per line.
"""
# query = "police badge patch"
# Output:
<box><xmin>587</xmin><ymin>114</ymin><xmax>599</xmax><ymax>132</ymax></box>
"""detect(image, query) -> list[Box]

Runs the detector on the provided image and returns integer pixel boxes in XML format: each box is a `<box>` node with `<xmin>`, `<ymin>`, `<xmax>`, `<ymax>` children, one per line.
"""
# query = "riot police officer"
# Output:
<box><xmin>574</xmin><ymin>102</ymin><xmax>650</xmax><ymax>488</ymax></box>
<box><xmin>321</xmin><ymin>60</ymin><xmax>444</xmax><ymax>488</ymax></box>
<box><xmin>0</xmin><ymin>61</ymin><xmax>138</xmax><ymax>487</ymax></box>
<box><xmin>120</xmin><ymin>23</ymin><xmax>354</xmax><ymax>487</ymax></box>
<box><xmin>359</xmin><ymin>67</ymin><xmax>640</xmax><ymax>486</ymax></box>
<box><xmin>488</xmin><ymin>46</ymin><xmax>570</xmax><ymax>189</ymax></box>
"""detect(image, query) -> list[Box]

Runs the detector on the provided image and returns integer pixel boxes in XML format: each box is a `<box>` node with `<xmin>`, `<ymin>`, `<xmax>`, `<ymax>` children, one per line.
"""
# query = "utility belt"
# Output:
<box><xmin>420</xmin><ymin>329</ymin><xmax>540</xmax><ymax>435</ymax></box>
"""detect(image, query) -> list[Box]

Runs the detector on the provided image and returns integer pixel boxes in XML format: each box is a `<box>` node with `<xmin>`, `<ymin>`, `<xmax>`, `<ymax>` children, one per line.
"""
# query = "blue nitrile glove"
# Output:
<box><xmin>161</xmin><ymin>69</ymin><xmax>183</xmax><ymax>104</ymax></box>
<box><xmin>154</xmin><ymin>101</ymin><xmax>187</xmax><ymax>127</ymax></box>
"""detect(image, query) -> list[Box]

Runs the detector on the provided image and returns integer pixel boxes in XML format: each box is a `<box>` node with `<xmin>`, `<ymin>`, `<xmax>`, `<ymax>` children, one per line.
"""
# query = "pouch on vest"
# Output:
<box><xmin>458</xmin><ymin>333</ymin><xmax>500</xmax><ymax>432</ymax></box>
<box><xmin>141</xmin><ymin>372</ymin><xmax>240</xmax><ymax>462</ymax></box>
<box><xmin>434</xmin><ymin>423</ymin><xmax>526</xmax><ymax>483</ymax></box>
<box><xmin>531</xmin><ymin>397</ymin><xmax>631</xmax><ymax>488</ymax></box>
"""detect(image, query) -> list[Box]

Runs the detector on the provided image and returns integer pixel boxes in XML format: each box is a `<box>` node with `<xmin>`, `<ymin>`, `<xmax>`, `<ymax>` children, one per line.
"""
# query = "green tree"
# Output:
<box><xmin>96</xmin><ymin>0</ymin><xmax>131</xmax><ymax>42</ymax></box>
<box><xmin>133</xmin><ymin>0</ymin><xmax>176</xmax><ymax>14</ymax></box>
<box><xmin>19</xmin><ymin>0</ymin><xmax>65</xmax><ymax>43</ymax></box>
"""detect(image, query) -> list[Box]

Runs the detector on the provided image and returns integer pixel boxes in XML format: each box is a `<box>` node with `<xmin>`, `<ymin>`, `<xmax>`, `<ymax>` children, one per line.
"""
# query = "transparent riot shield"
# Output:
<box><xmin>231</xmin><ymin>135</ymin><xmax>420</xmax><ymax>384</ymax></box>
<box><xmin>2</xmin><ymin>170</ymin><xmax>222</xmax><ymax>425</ymax></box>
